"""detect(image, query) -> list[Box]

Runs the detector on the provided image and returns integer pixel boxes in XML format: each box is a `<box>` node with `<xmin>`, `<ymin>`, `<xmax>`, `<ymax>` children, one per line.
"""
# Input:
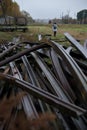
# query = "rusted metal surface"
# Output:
<box><xmin>0</xmin><ymin>40</ymin><xmax>20</xmax><ymax>59</ymax></box>
<box><xmin>64</xmin><ymin>32</ymin><xmax>87</xmax><ymax>59</ymax></box>
<box><xmin>0</xmin><ymin>43</ymin><xmax>49</xmax><ymax>67</ymax></box>
<box><xmin>0</xmin><ymin>73</ymin><xmax>86</xmax><ymax>118</ymax></box>
<box><xmin>49</xmin><ymin>40</ymin><xmax>87</xmax><ymax>108</ymax></box>
<box><xmin>50</xmin><ymin>48</ymin><xmax>76</xmax><ymax>102</ymax></box>
<box><xmin>84</xmin><ymin>39</ymin><xmax>87</xmax><ymax>49</ymax></box>
<box><xmin>0</xmin><ymin>34</ymin><xmax>87</xmax><ymax>129</ymax></box>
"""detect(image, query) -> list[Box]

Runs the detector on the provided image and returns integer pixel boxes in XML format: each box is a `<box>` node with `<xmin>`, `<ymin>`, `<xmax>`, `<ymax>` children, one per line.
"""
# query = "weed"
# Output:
<box><xmin>0</xmin><ymin>92</ymin><xmax>56</xmax><ymax>130</ymax></box>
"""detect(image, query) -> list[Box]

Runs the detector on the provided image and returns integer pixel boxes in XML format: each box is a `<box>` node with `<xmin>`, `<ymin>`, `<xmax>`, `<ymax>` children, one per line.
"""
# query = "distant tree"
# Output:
<box><xmin>0</xmin><ymin>4</ymin><xmax>2</xmax><ymax>15</ymax></box>
<box><xmin>12</xmin><ymin>1</ymin><xmax>21</xmax><ymax>17</ymax></box>
<box><xmin>62</xmin><ymin>15</ymin><xmax>72</xmax><ymax>24</ymax></box>
<box><xmin>22</xmin><ymin>10</ymin><xmax>31</xmax><ymax>18</ymax></box>
<box><xmin>0</xmin><ymin>0</ymin><xmax>34</xmax><ymax>24</ymax></box>
<box><xmin>0</xmin><ymin>0</ymin><xmax>12</xmax><ymax>15</ymax></box>
<box><xmin>77</xmin><ymin>9</ymin><xmax>87</xmax><ymax>24</ymax></box>
<box><xmin>21</xmin><ymin>10</ymin><xmax>34</xmax><ymax>23</ymax></box>
<box><xmin>61</xmin><ymin>14</ymin><xmax>77</xmax><ymax>24</ymax></box>
<box><xmin>0</xmin><ymin>0</ymin><xmax>21</xmax><ymax>16</ymax></box>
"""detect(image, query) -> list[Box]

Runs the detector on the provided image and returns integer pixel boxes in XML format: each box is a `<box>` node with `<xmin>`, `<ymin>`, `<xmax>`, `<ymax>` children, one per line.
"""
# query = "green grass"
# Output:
<box><xmin>0</xmin><ymin>24</ymin><xmax>87</xmax><ymax>44</ymax></box>
<box><xmin>29</xmin><ymin>24</ymin><xmax>87</xmax><ymax>41</ymax></box>
<box><xmin>0</xmin><ymin>31</ymin><xmax>24</xmax><ymax>42</ymax></box>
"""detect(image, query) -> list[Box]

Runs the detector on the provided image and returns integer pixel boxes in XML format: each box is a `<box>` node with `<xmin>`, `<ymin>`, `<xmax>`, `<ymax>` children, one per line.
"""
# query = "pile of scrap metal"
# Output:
<box><xmin>0</xmin><ymin>33</ymin><xmax>87</xmax><ymax>130</ymax></box>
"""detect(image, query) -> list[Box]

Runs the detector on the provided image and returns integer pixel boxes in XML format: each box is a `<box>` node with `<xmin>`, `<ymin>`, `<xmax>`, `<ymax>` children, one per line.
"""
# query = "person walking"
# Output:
<box><xmin>52</xmin><ymin>22</ymin><xmax>58</xmax><ymax>37</ymax></box>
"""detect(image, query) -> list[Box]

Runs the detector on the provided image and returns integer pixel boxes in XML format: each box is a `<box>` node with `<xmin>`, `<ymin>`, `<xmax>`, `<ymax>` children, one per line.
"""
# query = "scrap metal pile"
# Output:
<box><xmin>0</xmin><ymin>33</ymin><xmax>87</xmax><ymax>130</ymax></box>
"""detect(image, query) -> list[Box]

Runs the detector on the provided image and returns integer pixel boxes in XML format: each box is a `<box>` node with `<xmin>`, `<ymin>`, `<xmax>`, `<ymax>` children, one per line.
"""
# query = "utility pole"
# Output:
<box><xmin>67</xmin><ymin>9</ymin><xmax>70</xmax><ymax>24</ymax></box>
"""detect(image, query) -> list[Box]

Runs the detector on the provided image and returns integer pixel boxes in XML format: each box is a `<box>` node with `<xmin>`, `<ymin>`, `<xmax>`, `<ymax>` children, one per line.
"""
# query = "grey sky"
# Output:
<box><xmin>14</xmin><ymin>0</ymin><xmax>87</xmax><ymax>19</ymax></box>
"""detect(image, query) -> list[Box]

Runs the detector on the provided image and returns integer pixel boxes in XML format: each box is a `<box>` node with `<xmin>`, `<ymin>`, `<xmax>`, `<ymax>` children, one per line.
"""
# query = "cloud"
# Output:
<box><xmin>15</xmin><ymin>0</ymin><xmax>87</xmax><ymax>19</ymax></box>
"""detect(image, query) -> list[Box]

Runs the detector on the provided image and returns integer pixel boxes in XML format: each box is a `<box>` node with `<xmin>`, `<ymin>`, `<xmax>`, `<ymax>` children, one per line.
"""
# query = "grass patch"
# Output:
<box><xmin>0</xmin><ymin>24</ymin><xmax>87</xmax><ymax>44</ymax></box>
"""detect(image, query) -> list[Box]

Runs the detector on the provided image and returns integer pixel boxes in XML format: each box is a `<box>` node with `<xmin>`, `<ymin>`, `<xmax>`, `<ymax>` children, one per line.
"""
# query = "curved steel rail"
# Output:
<box><xmin>49</xmin><ymin>40</ymin><xmax>87</xmax><ymax>108</ymax></box>
<box><xmin>0</xmin><ymin>73</ymin><xmax>86</xmax><ymax>118</ymax></box>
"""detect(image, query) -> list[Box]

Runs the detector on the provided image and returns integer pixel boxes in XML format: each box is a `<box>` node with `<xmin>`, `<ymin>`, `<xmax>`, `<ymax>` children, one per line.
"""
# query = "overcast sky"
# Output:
<box><xmin>14</xmin><ymin>0</ymin><xmax>87</xmax><ymax>19</ymax></box>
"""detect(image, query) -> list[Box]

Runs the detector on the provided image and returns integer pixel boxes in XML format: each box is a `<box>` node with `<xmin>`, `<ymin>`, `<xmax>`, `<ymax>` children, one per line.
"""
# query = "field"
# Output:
<box><xmin>0</xmin><ymin>24</ymin><xmax>87</xmax><ymax>44</ymax></box>
<box><xmin>0</xmin><ymin>24</ymin><xmax>87</xmax><ymax>130</ymax></box>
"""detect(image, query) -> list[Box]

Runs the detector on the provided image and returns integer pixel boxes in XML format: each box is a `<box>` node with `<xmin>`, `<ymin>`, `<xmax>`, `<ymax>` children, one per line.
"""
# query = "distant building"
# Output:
<box><xmin>77</xmin><ymin>9</ymin><xmax>87</xmax><ymax>24</ymax></box>
<box><xmin>0</xmin><ymin>15</ymin><xmax>27</xmax><ymax>26</ymax></box>
<box><xmin>0</xmin><ymin>16</ymin><xmax>14</xmax><ymax>25</ymax></box>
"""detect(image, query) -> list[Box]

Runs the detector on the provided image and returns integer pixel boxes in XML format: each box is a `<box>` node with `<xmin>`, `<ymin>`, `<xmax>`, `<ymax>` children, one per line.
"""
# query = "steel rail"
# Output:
<box><xmin>48</xmin><ymin>53</ymin><xmax>87</xmax><ymax>129</ymax></box>
<box><xmin>84</xmin><ymin>39</ymin><xmax>87</xmax><ymax>50</ymax></box>
<box><xmin>34</xmin><ymin>67</ymin><xmax>55</xmax><ymax>93</ymax></box>
<box><xmin>66</xmin><ymin>46</ymin><xmax>73</xmax><ymax>54</ymax></box>
<box><xmin>64</xmin><ymin>32</ymin><xmax>87</xmax><ymax>59</ymax></box>
<box><xmin>9</xmin><ymin>62</ymin><xmax>38</xmax><ymax>119</ymax></box>
<box><xmin>49</xmin><ymin>40</ymin><xmax>87</xmax><ymax>108</ymax></box>
<box><xmin>22</xmin><ymin>55</ymin><xmax>50</xmax><ymax>113</ymax></box>
<box><xmin>50</xmin><ymin>48</ymin><xmax>76</xmax><ymax>102</ymax></box>
<box><xmin>21</xmin><ymin>55</ymin><xmax>60</xmax><ymax>130</ymax></box>
<box><xmin>20</xmin><ymin>62</ymin><xmax>87</xmax><ymax>130</ymax></box>
<box><xmin>70</xmin><ymin>59</ymin><xmax>87</xmax><ymax>76</ymax></box>
<box><xmin>34</xmin><ymin>67</ymin><xmax>72</xmax><ymax>130</ymax></box>
<box><xmin>0</xmin><ymin>41</ymin><xmax>20</xmax><ymax>59</ymax></box>
<box><xmin>0</xmin><ymin>73</ymin><xmax>86</xmax><ymax>118</ymax></box>
<box><xmin>50</xmin><ymin>40</ymin><xmax>87</xmax><ymax>82</ymax></box>
<box><xmin>74</xmin><ymin>58</ymin><xmax>87</xmax><ymax>70</ymax></box>
<box><xmin>0</xmin><ymin>44</ymin><xmax>49</xmax><ymax>67</ymax></box>
<box><xmin>26</xmin><ymin>45</ymin><xmax>72</xmax><ymax>102</ymax></box>
<box><xmin>29</xmin><ymin>48</ymin><xmax>69</xmax><ymax>102</ymax></box>
<box><xmin>22</xmin><ymin>55</ymin><xmax>39</xmax><ymax>86</ymax></box>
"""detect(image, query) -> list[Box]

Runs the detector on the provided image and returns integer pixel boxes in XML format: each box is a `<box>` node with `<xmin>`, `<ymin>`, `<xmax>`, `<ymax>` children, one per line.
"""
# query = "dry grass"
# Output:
<box><xmin>0</xmin><ymin>24</ymin><xmax>87</xmax><ymax>45</ymax></box>
<box><xmin>9</xmin><ymin>112</ymin><xmax>56</xmax><ymax>130</ymax></box>
<box><xmin>59</xmin><ymin>24</ymin><xmax>87</xmax><ymax>43</ymax></box>
<box><xmin>0</xmin><ymin>92</ymin><xmax>56</xmax><ymax>130</ymax></box>
<box><xmin>0</xmin><ymin>92</ymin><xmax>26</xmax><ymax>121</ymax></box>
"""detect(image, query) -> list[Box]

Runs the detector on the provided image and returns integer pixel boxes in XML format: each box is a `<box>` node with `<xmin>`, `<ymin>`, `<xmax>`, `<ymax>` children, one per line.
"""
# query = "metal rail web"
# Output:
<box><xmin>0</xmin><ymin>34</ymin><xmax>87</xmax><ymax>130</ymax></box>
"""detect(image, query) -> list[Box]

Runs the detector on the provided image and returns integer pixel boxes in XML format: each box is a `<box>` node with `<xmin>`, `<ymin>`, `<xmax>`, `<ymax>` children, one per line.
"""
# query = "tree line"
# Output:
<box><xmin>0</xmin><ymin>0</ymin><xmax>21</xmax><ymax>16</ymax></box>
<box><xmin>77</xmin><ymin>9</ymin><xmax>87</xmax><ymax>24</ymax></box>
<box><xmin>0</xmin><ymin>0</ymin><xmax>34</xmax><ymax>23</ymax></box>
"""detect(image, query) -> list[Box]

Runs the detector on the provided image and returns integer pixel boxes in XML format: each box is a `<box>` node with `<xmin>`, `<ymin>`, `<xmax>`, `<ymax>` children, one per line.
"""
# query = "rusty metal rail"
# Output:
<box><xmin>0</xmin><ymin>73</ymin><xmax>86</xmax><ymax>118</ymax></box>
<box><xmin>50</xmin><ymin>48</ymin><xmax>76</xmax><ymax>102</ymax></box>
<box><xmin>0</xmin><ymin>43</ymin><xmax>49</xmax><ymax>67</ymax></box>
<box><xmin>9</xmin><ymin>62</ymin><xmax>38</xmax><ymax>119</ymax></box>
<box><xmin>64</xmin><ymin>32</ymin><xmax>87</xmax><ymax>59</ymax></box>
<box><xmin>0</xmin><ymin>41</ymin><xmax>20</xmax><ymax>59</ymax></box>
<box><xmin>0</xmin><ymin>34</ymin><xmax>87</xmax><ymax>129</ymax></box>
<box><xmin>49</xmin><ymin>40</ymin><xmax>87</xmax><ymax>108</ymax></box>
